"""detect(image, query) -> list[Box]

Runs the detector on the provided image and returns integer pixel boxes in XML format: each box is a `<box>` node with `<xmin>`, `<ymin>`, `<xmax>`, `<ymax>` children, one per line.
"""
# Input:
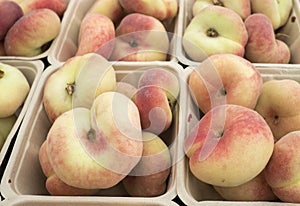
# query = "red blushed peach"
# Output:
<box><xmin>122</xmin><ymin>131</ymin><xmax>171</xmax><ymax>197</ymax></box>
<box><xmin>115</xmin><ymin>82</ymin><xmax>137</xmax><ymax>99</ymax></box>
<box><xmin>0</xmin><ymin>0</ymin><xmax>23</xmax><ymax>41</ymax></box>
<box><xmin>265</xmin><ymin>131</ymin><xmax>300</xmax><ymax>203</ymax></box>
<box><xmin>4</xmin><ymin>8</ymin><xmax>61</xmax><ymax>57</ymax></box>
<box><xmin>119</xmin><ymin>0</ymin><xmax>178</xmax><ymax>21</ymax></box>
<box><xmin>39</xmin><ymin>141</ymin><xmax>99</xmax><ymax>195</ymax></box>
<box><xmin>18</xmin><ymin>0</ymin><xmax>68</xmax><ymax>17</ymax></box>
<box><xmin>75</xmin><ymin>13</ymin><xmax>115</xmax><ymax>59</ymax></box>
<box><xmin>188</xmin><ymin>54</ymin><xmax>263</xmax><ymax>114</ymax></box>
<box><xmin>133</xmin><ymin>86</ymin><xmax>172</xmax><ymax>135</ymax></box>
<box><xmin>184</xmin><ymin>104</ymin><xmax>274</xmax><ymax>187</ymax></box>
<box><xmin>244</xmin><ymin>13</ymin><xmax>290</xmax><ymax>64</ymax></box>
<box><xmin>47</xmin><ymin>92</ymin><xmax>143</xmax><ymax>189</ymax></box>
<box><xmin>109</xmin><ymin>13</ymin><xmax>169</xmax><ymax>61</ymax></box>
<box><xmin>214</xmin><ymin>171</ymin><xmax>277</xmax><ymax>201</ymax></box>
<box><xmin>138</xmin><ymin>67</ymin><xmax>179</xmax><ymax>108</ymax></box>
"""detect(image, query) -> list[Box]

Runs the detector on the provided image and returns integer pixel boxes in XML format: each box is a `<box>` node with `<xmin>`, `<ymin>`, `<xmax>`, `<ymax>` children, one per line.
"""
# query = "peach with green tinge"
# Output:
<box><xmin>255</xmin><ymin>79</ymin><xmax>300</xmax><ymax>141</ymax></box>
<box><xmin>43</xmin><ymin>53</ymin><xmax>116</xmax><ymax>123</ymax></box>
<box><xmin>192</xmin><ymin>0</ymin><xmax>250</xmax><ymax>20</ymax></box>
<box><xmin>184</xmin><ymin>104</ymin><xmax>274</xmax><ymax>187</ymax></box>
<box><xmin>46</xmin><ymin>92</ymin><xmax>143</xmax><ymax>189</ymax></box>
<box><xmin>119</xmin><ymin>0</ymin><xmax>178</xmax><ymax>21</ymax></box>
<box><xmin>86</xmin><ymin>0</ymin><xmax>124</xmax><ymax>24</ymax></box>
<box><xmin>39</xmin><ymin>140</ymin><xmax>99</xmax><ymax>195</ymax></box>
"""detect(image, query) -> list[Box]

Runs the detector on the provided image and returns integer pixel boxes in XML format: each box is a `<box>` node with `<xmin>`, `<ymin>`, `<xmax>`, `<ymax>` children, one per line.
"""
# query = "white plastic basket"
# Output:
<box><xmin>177</xmin><ymin>66</ymin><xmax>300</xmax><ymax>205</ymax></box>
<box><xmin>47</xmin><ymin>0</ymin><xmax>180</xmax><ymax>65</ymax></box>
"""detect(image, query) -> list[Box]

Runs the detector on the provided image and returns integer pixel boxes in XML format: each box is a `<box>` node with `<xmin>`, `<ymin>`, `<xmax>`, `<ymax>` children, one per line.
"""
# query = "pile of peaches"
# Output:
<box><xmin>185</xmin><ymin>53</ymin><xmax>300</xmax><ymax>203</ymax></box>
<box><xmin>183</xmin><ymin>0</ymin><xmax>293</xmax><ymax>63</ymax></box>
<box><xmin>39</xmin><ymin>53</ymin><xmax>180</xmax><ymax>197</ymax></box>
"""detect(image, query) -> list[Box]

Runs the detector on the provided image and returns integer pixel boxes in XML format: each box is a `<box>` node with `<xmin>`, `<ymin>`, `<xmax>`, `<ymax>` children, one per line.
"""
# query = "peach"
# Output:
<box><xmin>43</xmin><ymin>53</ymin><xmax>116</xmax><ymax>123</ymax></box>
<box><xmin>0</xmin><ymin>0</ymin><xmax>23</xmax><ymax>41</ymax></box>
<box><xmin>122</xmin><ymin>131</ymin><xmax>171</xmax><ymax>197</ymax></box>
<box><xmin>244</xmin><ymin>13</ymin><xmax>290</xmax><ymax>64</ymax></box>
<box><xmin>251</xmin><ymin>0</ymin><xmax>292</xmax><ymax>30</ymax></box>
<box><xmin>0</xmin><ymin>62</ymin><xmax>30</xmax><ymax>118</ymax></box>
<box><xmin>214</xmin><ymin>171</ymin><xmax>277</xmax><ymax>201</ymax></box>
<box><xmin>183</xmin><ymin>5</ymin><xmax>248</xmax><ymax>62</ymax></box>
<box><xmin>133</xmin><ymin>86</ymin><xmax>172</xmax><ymax>135</ymax></box>
<box><xmin>184</xmin><ymin>104</ymin><xmax>274</xmax><ymax>187</ymax></box>
<box><xmin>75</xmin><ymin>13</ymin><xmax>115</xmax><ymax>59</ymax></box>
<box><xmin>110</xmin><ymin>13</ymin><xmax>169</xmax><ymax>61</ymax></box>
<box><xmin>138</xmin><ymin>67</ymin><xmax>179</xmax><ymax>108</ymax></box>
<box><xmin>46</xmin><ymin>92</ymin><xmax>143</xmax><ymax>189</ymax></box>
<box><xmin>265</xmin><ymin>131</ymin><xmax>300</xmax><ymax>203</ymax></box>
<box><xmin>255</xmin><ymin>79</ymin><xmax>300</xmax><ymax>141</ymax></box>
<box><xmin>39</xmin><ymin>140</ymin><xmax>99</xmax><ymax>195</ymax></box>
<box><xmin>119</xmin><ymin>0</ymin><xmax>178</xmax><ymax>21</ymax></box>
<box><xmin>16</xmin><ymin>0</ymin><xmax>68</xmax><ymax>17</ymax></box>
<box><xmin>4</xmin><ymin>8</ymin><xmax>61</xmax><ymax>57</ymax></box>
<box><xmin>192</xmin><ymin>0</ymin><xmax>251</xmax><ymax>20</ymax></box>
<box><xmin>188</xmin><ymin>54</ymin><xmax>263</xmax><ymax>114</ymax></box>
<box><xmin>86</xmin><ymin>0</ymin><xmax>124</xmax><ymax>25</ymax></box>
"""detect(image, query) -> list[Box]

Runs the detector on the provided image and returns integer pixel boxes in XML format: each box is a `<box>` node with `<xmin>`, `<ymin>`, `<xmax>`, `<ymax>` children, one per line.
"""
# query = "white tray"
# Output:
<box><xmin>47</xmin><ymin>0</ymin><xmax>179</xmax><ymax>65</ymax></box>
<box><xmin>0</xmin><ymin>61</ymin><xmax>186</xmax><ymax>204</ymax></box>
<box><xmin>1</xmin><ymin>195</ymin><xmax>179</xmax><ymax>206</ymax></box>
<box><xmin>177</xmin><ymin>66</ymin><xmax>300</xmax><ymax>205</ymax></box>
<box><xmin>175</xmin><ymin>0</ymin><xmax>300</xmax><ymax>67</ymax></box>
<box><xmin>0</xmin><ymin>60</ymin><xmax>43</xmax><ymax>168</ymax></box>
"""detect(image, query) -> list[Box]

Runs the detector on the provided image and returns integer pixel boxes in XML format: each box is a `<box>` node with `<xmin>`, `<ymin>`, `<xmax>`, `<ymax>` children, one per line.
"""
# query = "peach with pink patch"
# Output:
<box><xmin>39</xmin><ymin>140</ymin><xmax>99</xmax><ymax>195</ymax></box>
<box><xmin>265</xmin><ymin>131</ymin><xmax>300</xmax><ymax>203</ymax></box>
<box><xmin>4</xmin><ymin>8</ymin><xmax>61</xmax><ymax>57</ymax></box>
<box><xmin>133</xmin><ymin>85</ymin><xmax>172</xmax><ymax>135</ymax></box>
<box><xmin>244</xmin><ymin>13</ymin><xmax>290</xmax><ymax>63</ymax></box>
<box><xmin>185</xmin><ymin>104</ymin><xmax>274</xmax><ymax>187</ymax></box>
<box><xmin>46</xmin><ymin>92</ymin><xmax>143</xmax><ymax>190</ymax></box>
<box><xmin>109</xmin><ymin>13</ymin><xmax>169</xmax><ymax>61</ymax></box>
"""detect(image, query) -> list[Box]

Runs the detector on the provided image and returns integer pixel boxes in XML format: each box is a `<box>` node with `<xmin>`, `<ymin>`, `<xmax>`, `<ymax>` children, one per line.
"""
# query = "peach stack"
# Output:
<box><xmin>74</xmin><ymin>0</ymin><xmax>178</xmax><ymax>61</ymax></box>
<box><xmin>185</xmin><ymin>53</ymin><xmax>300</xmax><ymax>203</ymax></box>
<box><xmin>183</xmin><ymin>0</ymin><xmax>293</xmax><ymax>63</ymax></box>
<box><xmin>0</xmin><ymin>0</ymin><xmax>68</xmax><ymax>57</ymax></box>
<box><xmin>38</xmin><ymin>53</ymin><xmax>179</xmax><ymax>197</ymax></box>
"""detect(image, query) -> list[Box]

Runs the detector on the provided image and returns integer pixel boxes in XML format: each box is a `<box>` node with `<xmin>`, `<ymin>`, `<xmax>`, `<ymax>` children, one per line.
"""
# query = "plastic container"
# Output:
<box><xmin>1</xmin><ymin>196</ymin><xmax>179</xmax><ymax>206</ymax></box>
<box><xmin>177</xmin><ymin>66</ymin><xmax>300</xmax><ymax>205</ymax></box>
<box><xmin>47</xmin><ymin>0</ymin><xmax>179</xmax><ymax>65</ymax></box>
<box><xmin>175</xmin><ymin>0</ymin><xmax>300</xmax><ymax>67</ymax></box>
<box><xmin>0</xmin><ymin>60</ymin><xmax>43</xmax><ymax>168</ymax></box>
<box><xmin>0</xmin><ymin>0</ymin><xmax>71</xmax><ymax>61</ymax></box>
<box><xmin>0</xmin><ymin>61</ymin><xmax>185</xmax><ymax>204</ymax></box>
